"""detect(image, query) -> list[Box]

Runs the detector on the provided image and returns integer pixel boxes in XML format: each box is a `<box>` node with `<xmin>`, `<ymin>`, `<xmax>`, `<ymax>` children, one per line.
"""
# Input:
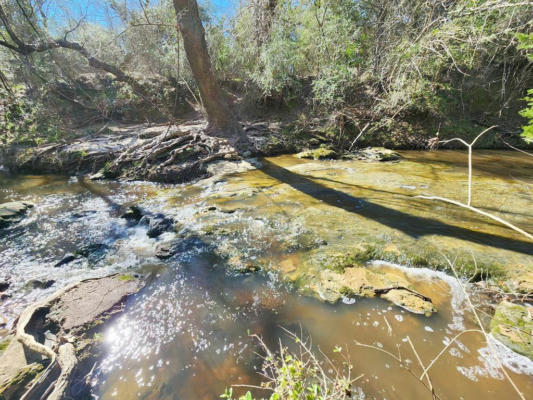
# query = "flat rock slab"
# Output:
<box><xmin>0</xmin><ymin>201</ymin><xmax>33</xmax><ymax>228</ymax></box>
<box><xmin>0</xmin><ymin>274</ymin><xmax>142</xmax><ymax>399</ymax></box>
<box><xmin>308</xmin><ymin>266</ymin><xmax>436</xmax><ymax>314</ymax></box>
<box><xmin>0</xmin><ymin>201</ymin><xmax>33</xmax><ymax>218</ymax></box>
<box><xmin>47</xmin><ymin>275</ymin><xmax>141</xmax><ymax>331</ymax></box>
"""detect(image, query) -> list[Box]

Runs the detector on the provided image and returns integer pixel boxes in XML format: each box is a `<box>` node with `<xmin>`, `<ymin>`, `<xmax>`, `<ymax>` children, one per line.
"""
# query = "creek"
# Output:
<box><xmin>1</xmin><ymin>150</ymin><xmax>532</xmax><ymax>399</ymax></box>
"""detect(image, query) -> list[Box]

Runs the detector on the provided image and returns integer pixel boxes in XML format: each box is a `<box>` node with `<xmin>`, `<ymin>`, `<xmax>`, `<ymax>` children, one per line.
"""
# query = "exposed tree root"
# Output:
<box><xmin>13</xmin><ymin>275</ymin><xmax>142</xmax><ymax>400</ymax></box>
<box><xmin>105</xmin><ymin>124</ymin><xmax>252</xmax><ymax>183</ymax></box>
<box><xmin>4</xmin><ymin>120</ymin><xmax>289</xmax><ymax>182</ymax></box>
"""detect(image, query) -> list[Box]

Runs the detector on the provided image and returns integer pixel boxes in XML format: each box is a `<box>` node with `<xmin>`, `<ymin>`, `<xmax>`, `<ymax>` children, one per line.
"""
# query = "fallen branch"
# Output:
<box><xmin>373</xmin><ymin>286</ymin><xmax>433</xmax><ymax>303</ymax></box>
<box><xmin>416</xmin><ymin>195</ymin><xmax>533</xmax><ymax>241</ymax></box>
<box><xmin>348</xmin><ymin>122</ymin><xmax>370</xmax><ymax>152</ymax></box>
<box><xmin>498</xmin><ymin>135</ymin><xmax>533</xmax><ymax>157</ymax></box>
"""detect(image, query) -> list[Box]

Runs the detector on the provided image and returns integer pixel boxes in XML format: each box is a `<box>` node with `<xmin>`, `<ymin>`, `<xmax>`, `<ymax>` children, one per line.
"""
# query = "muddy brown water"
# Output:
<box><xmin>0</xmin><ymin>150</ymin><xmax>532</xmax><ymax>399</ymax></box>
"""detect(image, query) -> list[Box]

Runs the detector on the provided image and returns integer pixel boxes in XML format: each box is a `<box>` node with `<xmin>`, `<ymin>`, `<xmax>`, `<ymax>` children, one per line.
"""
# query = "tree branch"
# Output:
<box><xmin>0</xmin><ymin>3</ymin><xmax>142</xmax><ymax>92</ymax></box>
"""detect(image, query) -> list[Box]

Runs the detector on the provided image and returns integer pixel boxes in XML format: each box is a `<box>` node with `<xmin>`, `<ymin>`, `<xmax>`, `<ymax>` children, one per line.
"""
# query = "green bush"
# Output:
<box><xmin>221</xmin><ymin>331</ymin><xmax>360</xmax><ymax>400</ymax></box>
<box><xmin>517</xmin><ymin>33</ymin><xmax>533</xmax><ymax>142</ymax></box>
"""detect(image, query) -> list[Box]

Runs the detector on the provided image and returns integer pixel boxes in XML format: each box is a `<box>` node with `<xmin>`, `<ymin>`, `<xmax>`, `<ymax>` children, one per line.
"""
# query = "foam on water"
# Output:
<box><xmin>457</xmin><ymin>335</ymin><xmax>533</xmax><ymax>381</ymax></box>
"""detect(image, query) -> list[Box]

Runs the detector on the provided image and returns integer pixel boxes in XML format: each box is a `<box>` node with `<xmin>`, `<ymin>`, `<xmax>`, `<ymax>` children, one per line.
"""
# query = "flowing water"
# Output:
<box><xmin>1</xmin><ymin>150</ymin><xmax>532</xmax><ymax>399</ymax></box>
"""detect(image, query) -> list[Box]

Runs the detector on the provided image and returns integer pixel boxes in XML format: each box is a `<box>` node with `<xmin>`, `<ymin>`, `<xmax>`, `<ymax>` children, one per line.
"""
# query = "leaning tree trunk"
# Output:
<box><xmin>173</xmin><ymin>0</ymin><xmax>246</xmax><ymax>143</ymax></box>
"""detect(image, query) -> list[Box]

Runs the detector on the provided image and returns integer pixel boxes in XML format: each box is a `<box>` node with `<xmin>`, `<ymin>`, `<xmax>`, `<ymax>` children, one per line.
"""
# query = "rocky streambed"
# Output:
<box><xmin>0</xmin><ymin>150</ymin><xmax>532</xmax><ymax>399</ymax></box>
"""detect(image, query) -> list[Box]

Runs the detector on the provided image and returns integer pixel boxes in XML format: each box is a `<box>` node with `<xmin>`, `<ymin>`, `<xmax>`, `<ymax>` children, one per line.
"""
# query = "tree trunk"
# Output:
<box><xmin>173</xmin><ymin>0</ymin><xmax>245</xmax><ymax>142</ymax></box>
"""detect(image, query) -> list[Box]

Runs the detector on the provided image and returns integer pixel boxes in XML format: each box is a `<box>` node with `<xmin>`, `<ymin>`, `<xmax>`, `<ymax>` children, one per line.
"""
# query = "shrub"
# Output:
<box><xmin>221</xmin><ymin>329</ymin><xmax>362</xmax><ymax>400</ymax></box>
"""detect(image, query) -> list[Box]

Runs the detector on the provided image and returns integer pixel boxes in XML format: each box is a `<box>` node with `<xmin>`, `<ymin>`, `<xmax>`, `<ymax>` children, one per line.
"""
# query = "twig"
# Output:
<box><xmin>407</xmin><ymin>336</ymin><xmax>434</xmax><ymax>397</ymax></box>
<box><xmin>439</xmin><ymin>125</ymin><xmax>497</xmax><ymax>206</ymax></box>
<box><xmin>348</xmin><ymin>122</ymin><xmax>370</xmax><ymax>151</ymax></box>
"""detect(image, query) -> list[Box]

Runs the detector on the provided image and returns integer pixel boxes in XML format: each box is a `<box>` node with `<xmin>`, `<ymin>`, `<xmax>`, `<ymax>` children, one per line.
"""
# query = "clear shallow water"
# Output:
<box><xmin>1</xmin><ymin>151</ymin><xmax>532</xmax><ymax>399</ymax></box>
<box><xmin>92</xmin><ymin>256</ymin><xmax>533</xmax><ymax>400</ymax></box>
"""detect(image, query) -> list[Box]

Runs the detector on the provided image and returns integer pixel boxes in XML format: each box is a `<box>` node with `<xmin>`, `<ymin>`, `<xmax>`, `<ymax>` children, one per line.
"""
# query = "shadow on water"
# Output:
<box><xmin>258</xmin><ymin>158</ymin><xmax>533</xmax><ymax>255</ymax></box>
<box><xmin>78</xmin><ymin>177</ymin><xmax>124</xmax><ymax>214</ymax></box>
<box><xmin>402</xmin><ymin>150</ymin><xmax>533</xmax><ymax>181</ymax></box>
<box><xmin>305</xmin><ymin>174</ymin><xmax>533</xmax><ymax>219</ymax></box>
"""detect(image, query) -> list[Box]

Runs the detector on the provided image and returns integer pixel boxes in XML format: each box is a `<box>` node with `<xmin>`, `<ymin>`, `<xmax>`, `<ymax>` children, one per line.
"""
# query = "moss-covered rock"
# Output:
<box><xmin>297</xmin><ymin>147</ymin><xmax>338</xmax><ymax>160</ymax></box>
<box><xmin>302</xmin><ymin>256</ymin><xmax>436</xmax><ymax>314</ymax></box>
<box><xmin>259</xmin><ymin>135</ymin><xmax>297</xmax><ymax>155</ymax></box>
<box><xmin>315</xmin><ymin>245</ymin><xmax>378</xmax><ymax>273</ymax></box>
<box><xmin>490</xmin><ymin>301</ymin><xmax>533</xmax><ymax>359</ymax></box>
<box><xmin>0</xmin><ymin>362</ymin><xmax>44</xmax><ymax>400</ymax></box>
<box><xmin>344</xmin><ymin>147</ymin><xmax>401</xmax><ymax>161</ymax></box>
<box><xmin>308</xmin><ymin>240</ymin><xmax>505</xmax><ymax>282</ymax></box>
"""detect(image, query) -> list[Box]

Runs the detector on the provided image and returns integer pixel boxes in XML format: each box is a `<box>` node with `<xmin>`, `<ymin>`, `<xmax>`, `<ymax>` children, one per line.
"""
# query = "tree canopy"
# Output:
<box><xmin>1</xmin><ymin>0</ymin><xmax>532</xmax><ymax>147</ymax></box>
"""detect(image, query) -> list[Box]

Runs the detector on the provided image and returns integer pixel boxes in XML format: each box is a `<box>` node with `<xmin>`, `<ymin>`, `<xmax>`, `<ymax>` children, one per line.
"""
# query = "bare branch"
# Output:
<box><xmin>0</xmin><ymin>3</ymin><xmax>143</xmax><ymax>92</ymax></box>
<box><xmin>416</xmin><ymin>195</ymin><xmax>533</xmax><ymax>241</ymax></box>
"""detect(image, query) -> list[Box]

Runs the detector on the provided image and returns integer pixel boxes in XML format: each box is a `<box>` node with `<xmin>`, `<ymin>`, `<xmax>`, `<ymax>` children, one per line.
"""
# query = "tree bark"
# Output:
<box><xmin>173</xmin><ymin>0</ymin><xmax>246</xmax><ymax>142</ymax></box>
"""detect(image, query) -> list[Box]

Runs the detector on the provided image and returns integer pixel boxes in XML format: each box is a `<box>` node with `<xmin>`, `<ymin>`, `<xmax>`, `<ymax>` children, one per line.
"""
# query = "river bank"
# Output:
<box><xmin>1</xmin><ymin>121</ymin><xmax>530</xmax><ymax>183</ymax></box>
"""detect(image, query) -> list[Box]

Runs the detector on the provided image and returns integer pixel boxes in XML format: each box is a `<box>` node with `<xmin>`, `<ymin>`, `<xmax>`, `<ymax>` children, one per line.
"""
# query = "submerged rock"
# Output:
<box><xmin>139</xmin><ymin>214</ymin><xmax>175</xmax><ymax>238</ymax></box>
<box><xmin>155</xmin><ymin>236</ymin><xmax>208</xmax><ymax>259</ymax></box>
<box><xmin>0</xmin><ymin>201</ymin><xmax>33</xmax><ymax>228</ymax></box>
<box><xmin>75</xmin><ymin>243</ymin><xmax>110</xmax><ymax>264</ymax></box>
<box><xmin>54</xmin><ymin>253</ymin><xmax>77</xmax><ymax>268</ymax></box>
<box><xmin>27</xmin><ymin>279</ymin><xmax>56</xmax><ymax>290</ymax></box>
<box><xmin>490</xmin><ymin>301</ymin><xmax>533</xmax><ymax>359</ymax></box>
<box><xmin>120</xmin><ymin>205</ymin><xmax>144</xmax><ymax>221</ymax></box>
<box><xmin>0</xmin><ymin>281</ymin><xmax>9</xmax><ymax>292</ymax></box>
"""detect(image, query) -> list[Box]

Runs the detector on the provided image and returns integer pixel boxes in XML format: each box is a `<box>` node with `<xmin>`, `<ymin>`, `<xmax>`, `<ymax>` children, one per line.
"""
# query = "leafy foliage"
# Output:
<box><xmin>517</xmin><ymin>33</ymin><xmax>533</xmax><ymax>142</ymax></box>
<box><xmin>0</xmin><ymin>0</ymin><xmax>531</xmax><ymax>144</ymax></box>
<box><xmin>220</xmin><ymin>331</ymin><xmax>360</xmax><ymax>400</ymax></box>
<box><xmin>0</xmin><ymin>85</ymin><xmax>67</xmax><ymax>145</ymax></box>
